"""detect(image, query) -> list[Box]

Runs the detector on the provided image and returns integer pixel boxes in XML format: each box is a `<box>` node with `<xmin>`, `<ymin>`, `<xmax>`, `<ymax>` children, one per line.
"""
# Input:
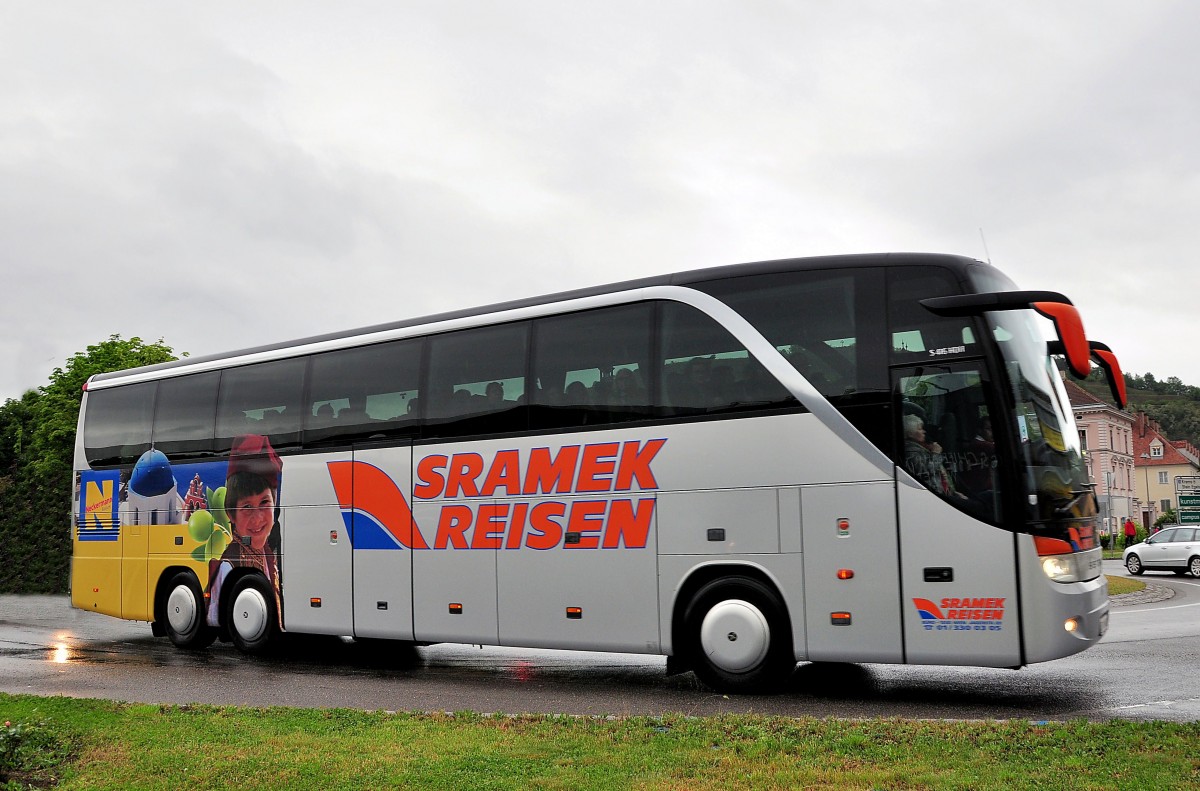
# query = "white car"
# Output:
<box><xmin>1123</xmin><ymin>526</ymin><xmax>1200</xmax><ymax>577</ymax></box>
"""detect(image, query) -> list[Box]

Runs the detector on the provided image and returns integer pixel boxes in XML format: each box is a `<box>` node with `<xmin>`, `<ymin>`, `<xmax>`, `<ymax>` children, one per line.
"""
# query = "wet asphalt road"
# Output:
<box><xmin>2</xmin><ymin>561</ymin><xmax>1197</xmax><ymax>722</ymax></box>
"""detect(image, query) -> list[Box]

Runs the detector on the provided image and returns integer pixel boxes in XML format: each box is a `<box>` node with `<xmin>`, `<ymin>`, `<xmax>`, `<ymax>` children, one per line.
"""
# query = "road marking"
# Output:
<box><xmin>1110</xmin><ymin>696</ymin><xmax>1200</xmax><ymax>712</ymax></box>
<box><xmin>1109</xmin><ymin>599</ymin><xmax>1200</xmax><ymax>614</ymax></box>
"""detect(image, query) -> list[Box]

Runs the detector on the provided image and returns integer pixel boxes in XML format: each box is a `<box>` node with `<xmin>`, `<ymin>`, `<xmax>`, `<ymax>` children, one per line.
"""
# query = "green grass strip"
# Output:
<box><xmin>3</xmin><ymin>693</ymin><xmax>1198</xmax><ymax>790</ymax></box>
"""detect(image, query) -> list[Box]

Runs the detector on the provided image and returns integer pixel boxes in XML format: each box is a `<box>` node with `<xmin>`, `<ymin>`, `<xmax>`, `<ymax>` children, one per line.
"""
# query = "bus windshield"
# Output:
<box><xmin>989</xmin><ymin>308</ymin><xmax>1097</xmax><ymax>534</ymax></box>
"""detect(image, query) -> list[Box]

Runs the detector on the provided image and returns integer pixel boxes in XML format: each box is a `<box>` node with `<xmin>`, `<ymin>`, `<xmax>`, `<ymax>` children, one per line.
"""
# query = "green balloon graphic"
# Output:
<box><xmin>187</xmin><ymin>509</ymin><xmax>215</xmax><ymax>542</ymax></box>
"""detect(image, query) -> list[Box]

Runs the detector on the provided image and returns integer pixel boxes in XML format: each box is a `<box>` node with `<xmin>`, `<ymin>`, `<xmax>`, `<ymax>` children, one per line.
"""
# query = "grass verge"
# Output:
<box><xmin>1105</xmin><ymin>575</ymin><xmax>1147</xmax><ymax>595</ymax></box>
<box><xmin>2</xmin><ymin>693</ymin><xmax>1199</xmax><ymax>790</ymax></box>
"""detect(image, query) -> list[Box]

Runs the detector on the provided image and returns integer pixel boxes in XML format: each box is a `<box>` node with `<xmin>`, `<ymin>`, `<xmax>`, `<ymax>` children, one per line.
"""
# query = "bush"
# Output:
<box><xmin>0</xmin><ymin>718</ymin><xmax>67</xmax><ymax>785</ymax></box>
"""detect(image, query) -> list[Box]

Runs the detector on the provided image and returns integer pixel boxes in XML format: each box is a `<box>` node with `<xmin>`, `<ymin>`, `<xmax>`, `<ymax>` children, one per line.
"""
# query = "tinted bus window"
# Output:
<box><xmin>215</xmin><ymin>358</ymin><xmax>307</xmax><ymax>453</ymax></box>
<box><xmin>658</xmin><ymin>302</ymin><xmax>797</xmax><ymax>417</ymax></box>
<box><xmin>531</xmin><ymin>303</ymin><xmax>654</xmax><ymax>430</ymax></box>
<box><xmin>152</xmin><ymin>371</ymin><xmax>219</xmax><ymax>460</ymax></box>
<box><xmin>306</xmin><ymin>339</ymin><xmax>423</xmax><ymax>446</ymax></box>
<box><xmin>425</xmin><ymin>322</ymin><xmax>529</xmax><ymax>437</ymax></box>
<box><xmin>889</xmin><ymin>266</ymin><xmax>979</xmax><ymax>365</ymax></box>
<box><xmin>694</xmin><ymin>270</ymin><xmax>889</xmax><ymax>399</ymax></box>
<box><xmin>84</xmin><ymin>382</ymin><xmax>157</xmax><ymax>467</ymax></box>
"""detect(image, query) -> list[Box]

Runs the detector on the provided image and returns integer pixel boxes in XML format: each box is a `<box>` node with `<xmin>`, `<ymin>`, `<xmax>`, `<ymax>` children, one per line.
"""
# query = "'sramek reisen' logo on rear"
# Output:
<box><xmin>327</xmin><ymin>440</ymin><xmax>666</xmax><ymax>551</ymax></box>
<box><xmin>913</xmin><ymin>597</ymin><xmax>1005</xmax><ymax>632</ymax></box>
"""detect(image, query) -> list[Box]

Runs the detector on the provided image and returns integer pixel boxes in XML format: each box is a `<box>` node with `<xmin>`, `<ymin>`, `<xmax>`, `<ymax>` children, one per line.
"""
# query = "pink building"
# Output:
<box><xmin>1063</xmin><ymin>380</ymin><xmax>1135</xmax><ymax>540</ymax></box>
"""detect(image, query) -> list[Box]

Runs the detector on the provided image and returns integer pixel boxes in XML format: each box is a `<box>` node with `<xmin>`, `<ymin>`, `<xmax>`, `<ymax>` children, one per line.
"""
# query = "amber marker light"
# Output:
<box><xmin>836</xmin><ymin>569</ymin><xmax>855</xmax><ymax>580</ymax></box>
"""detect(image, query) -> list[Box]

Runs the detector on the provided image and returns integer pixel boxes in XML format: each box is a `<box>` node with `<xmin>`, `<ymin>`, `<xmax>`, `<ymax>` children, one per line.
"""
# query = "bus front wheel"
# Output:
<box><xmin>162</xmin><ymin>572</ymin><xmax>216</xmax><ymax>650</ymax></box>
<box><xmin>227</xmin><ymin>575</ymin><xmax>279</xmax><ymax>654</ymax></box>
<box><xmin>682</xmin><ymin>576</ymin><xmax>795</xmax><ymax>694</ymax></box>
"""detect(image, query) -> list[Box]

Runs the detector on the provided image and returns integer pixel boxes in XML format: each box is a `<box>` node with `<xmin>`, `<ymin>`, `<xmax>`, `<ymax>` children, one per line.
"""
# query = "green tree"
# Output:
<box><xmin>0</xmin><ymin>336</ymin><xmax>178</xmax><ymax>594</ymax></box>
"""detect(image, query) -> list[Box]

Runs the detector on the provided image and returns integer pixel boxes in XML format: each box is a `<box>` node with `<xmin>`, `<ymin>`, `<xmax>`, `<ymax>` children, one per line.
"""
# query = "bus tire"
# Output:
<box><xmin>682</xmin><ymin>576</ymin><xmax>794</xmax><ymax>694</ymax></box>
<box><xmin>162</xmin><ymin>572</ymin><xmax>216</xmax><ymax>650</ymax></box>
<box><xmin>226</xmin><ymin>575</ymin><xmax>278</xmax><ymax>654</ymax></box>
<box><xmin>1125</xmin><ymin>554</ymin><xmax>1143</xmax><ymax>576</ymax></box>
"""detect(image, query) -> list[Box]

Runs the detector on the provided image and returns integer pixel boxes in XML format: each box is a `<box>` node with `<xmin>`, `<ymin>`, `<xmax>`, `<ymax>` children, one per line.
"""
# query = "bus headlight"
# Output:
<box><xmin>1041</xmin><ymin>554</ymin><xmax>1082</xmax><ymax>583</ymax></box>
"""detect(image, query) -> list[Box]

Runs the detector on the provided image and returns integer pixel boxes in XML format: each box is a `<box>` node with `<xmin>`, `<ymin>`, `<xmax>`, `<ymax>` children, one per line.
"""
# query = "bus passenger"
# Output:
<box><xmin>960</xmin><ymin>418</ymin><xmax>997</xmax><ymax>496</ymax></box>
<box><xmin>903</xmin><ymin>413</ymin><xmax>965</xmax><ymax>502</ymax></box>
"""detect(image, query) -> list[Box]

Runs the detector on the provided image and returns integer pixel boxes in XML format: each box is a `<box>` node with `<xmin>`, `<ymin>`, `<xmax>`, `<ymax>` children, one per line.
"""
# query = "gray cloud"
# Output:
<box><xmin>2</xmin><ymin>1</ymin><xmax>1198</xmax><ymax>402</ymax></box>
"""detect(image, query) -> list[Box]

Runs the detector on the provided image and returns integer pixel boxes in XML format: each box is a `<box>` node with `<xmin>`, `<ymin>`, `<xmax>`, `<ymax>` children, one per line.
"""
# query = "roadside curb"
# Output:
<box><xmin>1110</xmin><ymin>583</ymin><xmax>1176</xmax><ymax>607</ymax></box>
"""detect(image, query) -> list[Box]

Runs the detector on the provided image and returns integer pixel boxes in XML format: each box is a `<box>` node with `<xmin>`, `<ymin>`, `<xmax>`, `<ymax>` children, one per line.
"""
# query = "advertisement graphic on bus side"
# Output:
<box><xmin>912</xmin><ymin>597</ymin><xmax>1005</xmax><ymax>632</ymax></box>
<box><xmin>328</xmin><ymin>439</ymin><xmax>666</xmax><ymax>551</ymax></box>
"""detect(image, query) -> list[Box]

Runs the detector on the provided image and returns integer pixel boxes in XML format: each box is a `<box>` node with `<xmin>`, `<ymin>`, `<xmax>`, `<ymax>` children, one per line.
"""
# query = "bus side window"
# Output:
<box><xmin>425</xmin><ymin>321</ymin><xmax>530</xmax><ymax>438</ymax></box>
<box><xmin>530</xmin><ymin>303</ymin><xmax>654</xmax><ymax>430</ymax></box>
<box><xmin>215</xmin><ymin>358</ymin><xmax>307</xmax><ymax>454</ymax></box>
<box><xmin>305</xmin><ymin>338</ymin><xmax>423</xmax><ymax>447</ymax></box>
<box><xmin>896</xmin><ymin>366</ymin><xmax>1002</xmax><ymax>524</ymax></box>
<box><xmin>153</xmin><ymin>371</ymin><xmax>219</xmax><ymax>461</ymax></box>
<box><xmin>657</xmin><ymin>301</ymin><xmax>796</xmax><ymax>417</ymax></box>
<box><xmin>83</xmin><ymin>381</ymin><xmax>157</xmax><ymax>467</ymax></box>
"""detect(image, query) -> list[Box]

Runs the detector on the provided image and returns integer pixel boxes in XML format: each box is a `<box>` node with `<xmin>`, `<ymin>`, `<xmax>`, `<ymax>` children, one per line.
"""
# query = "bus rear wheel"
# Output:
<box><xmin>162</xmin><ymin>572</ymin><xmax>216</xmax><ymax>649</ymax></box>
<box><xmin>682</xmin><ymin>576</ymin><xmax>794</xmax><ymax>694</ymax></box>
<box><xmin>226</xmin><ymin>575</ymin><xmax>279</xmax><ymax>654</ymax></box>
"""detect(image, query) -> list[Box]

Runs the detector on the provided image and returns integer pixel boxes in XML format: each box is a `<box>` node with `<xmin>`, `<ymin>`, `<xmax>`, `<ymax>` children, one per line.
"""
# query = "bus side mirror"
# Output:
<box><xmin>1089</xmin><ymin>342</ymin><xmax>1128</xmax><ymax>409</ymax></box>
<box><xmin>920</xmin><ymin>290</ymin><xmax>1091</xmax><ymax>378</ymax></box>
<box><xmin>1046</xmin><ymin>339</ymin><xmax>1128</xmax><ymax>410</ymax></box>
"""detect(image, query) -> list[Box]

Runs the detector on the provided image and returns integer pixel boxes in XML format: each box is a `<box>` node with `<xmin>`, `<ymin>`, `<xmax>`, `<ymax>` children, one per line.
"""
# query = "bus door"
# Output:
<box><xmin>344</xmin><ymin>444</ymin><xmax>416</xmax><ymax>641</ymax></box>
<box><xmin>893</xmin><ymin>364</ymin><xmax>1022</xmax><ymax>666</ymax></box>
<box><xmin>280</xmin><ymin>443</ymin><xmax>416</xmax><ymax>640</ymax></box>
<box><xmin>801</xmin><ymin>480</ymin><xmax>903</xmax><ymax>663</ymax></box>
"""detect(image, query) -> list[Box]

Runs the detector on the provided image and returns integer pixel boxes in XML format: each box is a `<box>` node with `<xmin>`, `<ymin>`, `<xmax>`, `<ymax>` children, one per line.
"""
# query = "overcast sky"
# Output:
<box><xmin>3</xmin><ymin>2</ymin><xmax>1198</xmax><ymax>403</ymax></box>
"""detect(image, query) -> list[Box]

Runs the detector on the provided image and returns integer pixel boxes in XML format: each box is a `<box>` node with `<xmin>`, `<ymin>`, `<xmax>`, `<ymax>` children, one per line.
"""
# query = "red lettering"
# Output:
<box><xmin>576</xmin><ymin>443</ymin><xmax>618</xmax><ymax>492</ymax></box>
<box><xmin>615</xmin><ymin>439</ymin><xmax>665</xmax><ymax>490</ymax></box>
<box><xmin>564</xmin><ymin>500</ymin><xmax>607</xmax><ymax>549</ymax></box>
<box><xmin>480</xmin><ymin>450</ymin><xmax>522</xmax><ymax>497</ymax></box>
<box><xmin>445</xmin><ymin>453</ymin><xmax>484</xmax><ymax>498</ymax></box>
<box><xmin>434</xmin><ymin>505</ymin><xmax>473</xmax><ymax>549</ymax></box>
<box><xmin>506</xmin><ymin>502</ymin><xmax>528</xmax><ymax>549</ymax></box>
<box><xmin>472</xmin><ymin>504</ymin><xmax>508</xmax><ymax>549</ymax></box>
<box><xmin>414</xmin><ymin>454</ymin><xmax>448</xmax><ymax>499</ymax></box>
<box><xmin>525</xmin><ymin>502</ymin><xmax>565</xmax><ymax>549</ymax></box>
<box><xmin>603</xmin><ymin>498</ymin><xmax>654</xmax><ymax>549</ymax></box>
<box><xmin>522</xmin><ymin>447</ymin><xmax>579</xmax><ymax>495</ymax></box>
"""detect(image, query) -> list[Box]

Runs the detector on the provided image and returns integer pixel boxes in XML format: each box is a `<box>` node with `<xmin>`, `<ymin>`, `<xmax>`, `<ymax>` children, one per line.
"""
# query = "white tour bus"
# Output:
<box><xmin>72</xmin><ymin>253</ymin><xmax>1126</xmax><ymax>692</ymax></box>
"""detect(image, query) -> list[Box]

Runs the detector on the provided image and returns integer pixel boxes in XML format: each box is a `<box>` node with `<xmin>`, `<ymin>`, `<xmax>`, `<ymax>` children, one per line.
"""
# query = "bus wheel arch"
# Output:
<box><xmin>674</xmin><ymin>567</ymin><xmax>795</xmax><ymax>693</ymax></box>
<box><xmin>155</xmin><ymin>569</ymin><xmax>216</xmax><ymax>650</ymax></box>
<box><xmin>223</xmin><ymin>573</ymin><xmax>279</xmax><ymax>654</ymax></box>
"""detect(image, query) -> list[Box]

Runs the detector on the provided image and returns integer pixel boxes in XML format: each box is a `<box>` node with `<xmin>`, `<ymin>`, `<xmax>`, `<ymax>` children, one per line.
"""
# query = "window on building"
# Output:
<box><xmin>1158</xmin><ymin>471</ymin><xmax>1169</xmax><ymax>485</ymax></box>
<box><xmin>1151</xmin><ymin>444</ymin><xmax>1164</xmax><ymax>458</ymax></box>
<box><xmin>1161</xmin><ymin>499</ymin><xmax>1172</xmax><ymax>512</ymax></box>
<box><xmin>1078</xmin><ymin>429</ymin><xmax>1087</xmax><ymax>449</ymax></box>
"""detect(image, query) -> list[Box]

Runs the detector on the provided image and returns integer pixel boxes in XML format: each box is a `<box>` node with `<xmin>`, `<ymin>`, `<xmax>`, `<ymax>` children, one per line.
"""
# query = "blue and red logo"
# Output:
<box><xmin>327</xmin><ymin>439</ymin><xmax>665</xmax><ymax>551</ymax></box>
<box><xmin>913</xmin><ymin>597</ymin><xmax>1005</xmax><ymax>632</ymax></box>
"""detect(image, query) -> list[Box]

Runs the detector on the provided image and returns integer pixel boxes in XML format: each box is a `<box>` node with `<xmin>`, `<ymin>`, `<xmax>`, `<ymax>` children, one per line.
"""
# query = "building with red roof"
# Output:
<box><xmin>1132</xmin><ymin>412</ymin><xmax>1200</xmax><ymax>528</ymax></box>
<box><xmin>1062</xmin><ymin>380</ymin><xmax>1135</xmax><ymax>540</ymax></box>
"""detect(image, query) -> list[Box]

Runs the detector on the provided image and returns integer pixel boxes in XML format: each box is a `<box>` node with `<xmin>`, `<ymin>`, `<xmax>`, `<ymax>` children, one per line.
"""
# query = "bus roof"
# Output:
<box><xmin>89</xmin><ymin>252</ymin><xmax>985</xmax><ymax>385</ymax></box>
